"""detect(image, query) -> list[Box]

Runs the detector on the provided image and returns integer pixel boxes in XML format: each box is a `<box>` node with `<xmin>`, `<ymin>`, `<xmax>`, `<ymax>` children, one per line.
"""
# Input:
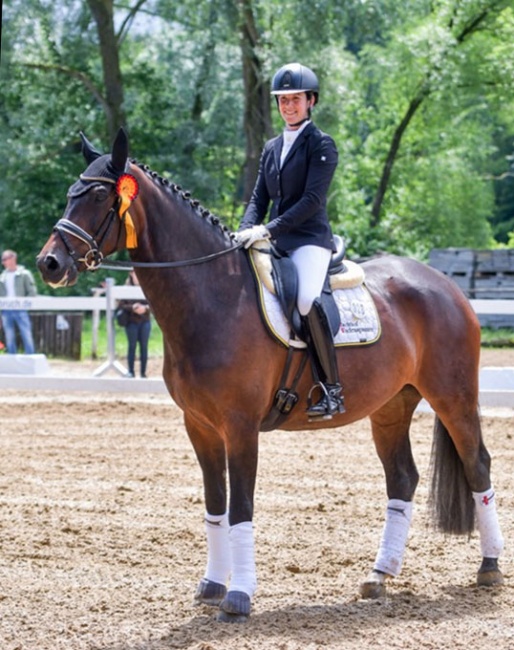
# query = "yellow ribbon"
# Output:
<box><xmin>116</xmin><ymin>175</ymin><xmax>139</xmax><ymax>249</ymax></box>
<box><xmin>122</xmin><ymin>211</ymin><xmax>138</xmax><ymax>249</ymax></box>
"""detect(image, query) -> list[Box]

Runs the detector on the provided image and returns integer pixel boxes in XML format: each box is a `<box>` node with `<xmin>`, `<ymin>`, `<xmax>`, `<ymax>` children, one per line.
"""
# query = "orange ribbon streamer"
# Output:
<box><xmin>116</xmin><ymin>174</ymin><xmax>139</xmax><ymax>248</ymax></box>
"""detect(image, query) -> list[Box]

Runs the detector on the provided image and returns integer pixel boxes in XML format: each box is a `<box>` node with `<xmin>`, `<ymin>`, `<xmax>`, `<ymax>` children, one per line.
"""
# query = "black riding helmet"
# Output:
<box><xmin>271</xmin><ymin>63</ymin><xmax>319</xmax><ymax>105</ymax></box>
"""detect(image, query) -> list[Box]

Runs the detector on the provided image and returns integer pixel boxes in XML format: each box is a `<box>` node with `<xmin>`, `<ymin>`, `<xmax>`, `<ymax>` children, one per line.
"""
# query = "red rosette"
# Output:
<box><xmin>116</xmin><ymin>174</ymin><xmax>139</xmax><ymax>201</ymax></box>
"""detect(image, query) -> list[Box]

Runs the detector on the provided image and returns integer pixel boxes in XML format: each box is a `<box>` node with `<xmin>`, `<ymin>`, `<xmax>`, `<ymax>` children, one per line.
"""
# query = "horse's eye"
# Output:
<box><xmin>94</xmin><ymin>186</ymin><xmax>110</xmax><ymax>202</ymax></box>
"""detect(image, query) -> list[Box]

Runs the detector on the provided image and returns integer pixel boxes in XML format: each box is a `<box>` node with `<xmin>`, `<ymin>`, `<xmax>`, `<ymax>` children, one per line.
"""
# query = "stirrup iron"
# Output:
<box><xmin>307</xmin><ymin>382</ymin><xmax>345</xmax><ymax>420</ymax></box>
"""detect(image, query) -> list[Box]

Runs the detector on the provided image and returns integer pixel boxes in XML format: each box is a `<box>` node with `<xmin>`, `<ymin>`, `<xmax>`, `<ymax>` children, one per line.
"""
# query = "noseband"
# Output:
<box><xmin>53</xmin><ymin>205</ymin><xmax>122</xmax><ymax>271</ymax></box>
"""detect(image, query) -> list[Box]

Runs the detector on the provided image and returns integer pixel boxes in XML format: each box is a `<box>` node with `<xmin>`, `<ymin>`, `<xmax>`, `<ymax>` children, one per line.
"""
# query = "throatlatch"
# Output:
<box><xmin>303</xmin><ymin>298</ymin><xmax>345</xmax><ymax>419</ymax></box>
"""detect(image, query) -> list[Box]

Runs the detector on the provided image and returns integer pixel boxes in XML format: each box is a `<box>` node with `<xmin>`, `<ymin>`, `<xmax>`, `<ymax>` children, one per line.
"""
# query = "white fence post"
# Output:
<box><xmin>92</xmin><ymin>278</ymin><xmax>127</xmax><ymax>377</ymax></box>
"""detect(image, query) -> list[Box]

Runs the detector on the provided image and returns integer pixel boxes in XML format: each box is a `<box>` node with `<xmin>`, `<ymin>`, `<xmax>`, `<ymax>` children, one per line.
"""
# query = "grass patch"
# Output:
<box><xmin>480</xmin><ymin>327</ymin><xmax>514</xmax><ymax>348</ymax></box>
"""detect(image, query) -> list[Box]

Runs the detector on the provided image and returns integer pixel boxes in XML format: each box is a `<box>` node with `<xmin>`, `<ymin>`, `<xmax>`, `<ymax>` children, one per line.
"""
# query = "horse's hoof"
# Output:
<box><xmin>217</xmin><ymin>590</ymin><xmax>251</xmax><ymax>623</ymax></box>
<box><xmin>194</xmin><ymin>578</ymin><xmax>227</xmax><ymax>606</ymax></box>
<box><xmin>359</xmin><ymin>570</ymin><xmax>387</xmax><ymax>599</ymax></box>
<box><xmin>477</xmin><ymin>558</ymin><xmax>504</xmax><ymax>587</ymax></box>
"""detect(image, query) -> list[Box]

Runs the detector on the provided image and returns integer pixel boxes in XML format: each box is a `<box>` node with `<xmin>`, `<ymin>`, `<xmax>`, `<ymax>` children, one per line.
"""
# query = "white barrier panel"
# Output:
<box><xmin>0</xmin><ymin>369</ymin><xmax>512</xmax><ymax>408</ymax></box>
<box><xmin>0</xmin><ymin>275</ymin><xmax>512</xmax><ymax>312</ymax></box>
<box><xmin>470</xmin><ymin>300</ymin><xmax>514</xmax><ymax>315</ymax></box>
<box><xmin>0</xmin><ymin>374</ymin><xmax>168</xmax><ymax>395</ymax></box>
<box><xmin>0</xmin><ymin>354</ymin><xmax>50</xmax><ymax>375</ymax></box>
<box><xmin>0</xmin><ymin>295</ymin><xmax>512</xmax><ymax>314</ymax></box>
<box><xmin>0</xmin><ymin>286</ymin><xmax>144</xmax><ymax>312</ymax></box>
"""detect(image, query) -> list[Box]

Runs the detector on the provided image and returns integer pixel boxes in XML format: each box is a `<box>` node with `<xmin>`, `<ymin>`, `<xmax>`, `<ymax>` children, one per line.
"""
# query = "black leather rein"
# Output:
<box><xmin>53</xmin><ymin>215</ymin><xmax>244</xmax><ymax>271</ymax></box>
<box><xmin>100</xmin><ymin>241</ymin><xmax>244</xmax><ymax>271</ymax></box>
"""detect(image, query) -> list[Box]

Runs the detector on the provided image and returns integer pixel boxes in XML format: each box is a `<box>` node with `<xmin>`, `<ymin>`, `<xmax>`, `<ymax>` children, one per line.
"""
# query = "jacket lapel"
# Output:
<box><xmin>280</xmin><ymin>121</ymin><xmax>313</xmax><ymax>169</ymax></box>
<box><xmin>273</xmin><ymin>134</ymin><xmax>283</xmax><ymax>170</ymax></box>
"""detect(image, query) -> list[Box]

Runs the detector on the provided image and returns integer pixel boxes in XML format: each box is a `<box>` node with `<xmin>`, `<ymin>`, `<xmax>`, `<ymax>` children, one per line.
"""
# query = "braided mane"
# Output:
<box><xmin>131</xmin><ymin>159</ymin><xmax>234</xmax><ymax>243</ymax></box>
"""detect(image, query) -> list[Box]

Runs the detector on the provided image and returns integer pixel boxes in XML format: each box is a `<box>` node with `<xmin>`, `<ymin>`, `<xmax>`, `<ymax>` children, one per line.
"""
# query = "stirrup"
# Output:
<box><xmin>306</xmin><ymin>383</ymin><xmax>345</xmax><ymax>420</ymax></box>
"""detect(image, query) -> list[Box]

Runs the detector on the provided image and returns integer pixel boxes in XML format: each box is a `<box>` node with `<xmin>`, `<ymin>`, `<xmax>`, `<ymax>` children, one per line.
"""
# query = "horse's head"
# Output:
<box><xmin>37</xmin><ymin>128</ymin><xmax>135</xmax><ymax>287</ymax></box>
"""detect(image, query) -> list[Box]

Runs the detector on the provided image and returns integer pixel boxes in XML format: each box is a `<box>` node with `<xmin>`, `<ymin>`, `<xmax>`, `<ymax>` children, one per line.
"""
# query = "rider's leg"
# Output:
<box><xmin>290</xmin><ymin>245</ymin><xmax>331</xmax><ymax>317</ymax></box>
<box><xmin>289</xmin><ymin>246</ymin><xmax>344</xmax><ymax>417</ymax></box>
<box><xmin>303</xmin><ymin>299</ymin><xmax>345</xmax><ymax>417</ymax></box>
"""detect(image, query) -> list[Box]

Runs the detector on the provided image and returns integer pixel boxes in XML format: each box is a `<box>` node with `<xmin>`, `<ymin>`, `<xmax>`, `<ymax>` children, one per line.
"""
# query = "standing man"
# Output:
<box><xmin>0</xmin><ymin>250</ymin><xmax>37</xmax><ymax>354</ymax></box>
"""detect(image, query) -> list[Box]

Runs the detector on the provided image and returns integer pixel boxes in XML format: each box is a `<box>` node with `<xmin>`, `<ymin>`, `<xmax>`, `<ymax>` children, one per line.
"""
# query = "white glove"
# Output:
<box><xmin>235</xmin><ymin>225</ymin><xmax>270</xmax><ymax>249</ymax></box>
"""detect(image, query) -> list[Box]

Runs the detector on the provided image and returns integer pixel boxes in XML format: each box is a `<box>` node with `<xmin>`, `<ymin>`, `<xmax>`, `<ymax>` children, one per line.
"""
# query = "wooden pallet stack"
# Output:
<box><xmin>428</xmin><ymin>248</ymin><xmax>514</xmax><ymax>328</ymax></box>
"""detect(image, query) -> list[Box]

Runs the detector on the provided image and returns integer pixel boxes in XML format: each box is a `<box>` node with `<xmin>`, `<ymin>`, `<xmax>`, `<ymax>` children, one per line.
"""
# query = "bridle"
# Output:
<box><xmin>53</xmin><ymin>185</ymin><xmax>243</xmax><ymax>272</ymax></box>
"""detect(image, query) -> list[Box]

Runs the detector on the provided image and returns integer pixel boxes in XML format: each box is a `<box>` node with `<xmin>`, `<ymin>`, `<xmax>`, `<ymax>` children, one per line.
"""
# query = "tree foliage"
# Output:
<box><xmin>1</xmin><ymin>0</ymin><xmax>514</xmax><ymax>294</ymax></box>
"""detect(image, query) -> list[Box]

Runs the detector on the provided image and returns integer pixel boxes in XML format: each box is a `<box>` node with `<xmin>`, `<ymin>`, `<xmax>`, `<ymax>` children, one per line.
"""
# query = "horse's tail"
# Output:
<box><xmin>428</xmin><ymin>416</ymin><xmax>475</xmax><ymax>535</ymax></box>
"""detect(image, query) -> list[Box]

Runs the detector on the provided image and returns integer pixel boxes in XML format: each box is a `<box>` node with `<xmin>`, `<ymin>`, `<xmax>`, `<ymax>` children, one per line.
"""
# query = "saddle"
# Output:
<box><xmin>258</xmin><ymin>235</ymin><xmax>360</xmax><ymax>341</ymax></box>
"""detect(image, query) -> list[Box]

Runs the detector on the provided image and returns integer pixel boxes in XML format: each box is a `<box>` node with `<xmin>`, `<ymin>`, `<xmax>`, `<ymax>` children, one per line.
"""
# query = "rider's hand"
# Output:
<box><xmin>235</xmin><ymin>225</ymin><xmax>270</xmax><ymax>249</ymax></box>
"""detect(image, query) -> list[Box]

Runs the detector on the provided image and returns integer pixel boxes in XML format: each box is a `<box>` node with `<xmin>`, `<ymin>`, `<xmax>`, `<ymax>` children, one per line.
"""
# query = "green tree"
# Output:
<box><xmin>2</xmin><ymin>0</ymin><xmax>514</xmax><ymax>276</ymax></box>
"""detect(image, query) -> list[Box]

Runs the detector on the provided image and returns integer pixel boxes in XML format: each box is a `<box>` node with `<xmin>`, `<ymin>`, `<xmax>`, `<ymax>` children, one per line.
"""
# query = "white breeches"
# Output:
<box><xmin>289</xmin><ymin>245</ymin><xmax>332</xmax><ymax>316</ymax></box>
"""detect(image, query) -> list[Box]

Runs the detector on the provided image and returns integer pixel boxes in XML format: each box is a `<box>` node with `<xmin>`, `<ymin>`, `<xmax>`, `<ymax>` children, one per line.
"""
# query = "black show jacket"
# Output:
<box><xmin>240</xmin><ymin>121</ymin><xmax>339</xmax><ymax>252</ymax></box>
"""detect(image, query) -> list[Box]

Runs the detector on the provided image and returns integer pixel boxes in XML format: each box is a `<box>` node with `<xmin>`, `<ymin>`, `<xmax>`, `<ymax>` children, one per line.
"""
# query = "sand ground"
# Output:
<box><xmin>0</xmin><ymin>349</ymin><xmax>513</xmax><ymax>649</ymax></box>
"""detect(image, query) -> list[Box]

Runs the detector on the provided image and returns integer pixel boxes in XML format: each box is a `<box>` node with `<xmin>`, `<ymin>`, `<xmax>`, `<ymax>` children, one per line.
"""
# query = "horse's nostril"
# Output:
<box><xmin>45</xmin><ymin>255</ymin><xmax>60</xmax><ymax>271</ymax></box>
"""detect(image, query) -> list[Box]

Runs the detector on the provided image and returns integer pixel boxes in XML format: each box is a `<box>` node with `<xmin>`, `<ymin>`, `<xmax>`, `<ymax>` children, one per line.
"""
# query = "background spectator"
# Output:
<box><xmin>117</xmin><ymin>270</ymin><xmax>151</xmax><ymax>378</ymax></box>
<box><xmin>0</xmin><ymin>249</ymin><xmax>37</xmax><ymax>354</ymax></box>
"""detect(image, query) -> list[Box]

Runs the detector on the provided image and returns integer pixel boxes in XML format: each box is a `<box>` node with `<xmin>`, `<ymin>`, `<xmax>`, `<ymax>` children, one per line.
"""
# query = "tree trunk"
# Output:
<box><xmin>369</xmin><ymin>1</ymin><xmax>504</xmax><ymax>226</ymax></box>
<box><xmin>86</xmin><ymin>0</ymin><xmax>126</xmax><ymax>141</ymax></box>
<box><xmin>370</xmin><ymin>91</ymin><xmax>426</xmax><ymax>227</ymax></box>
<box><xmin>237</xmin><ymin>0</ymin><xmax>273</xmax><ymax>203</ymax></box>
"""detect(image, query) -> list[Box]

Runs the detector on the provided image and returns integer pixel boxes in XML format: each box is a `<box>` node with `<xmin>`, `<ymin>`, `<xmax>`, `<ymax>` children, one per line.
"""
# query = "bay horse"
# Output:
<box><xmin>37</xmin><ymin>129</ymin><xmax>504</xmax><ymax>622</ymax></box>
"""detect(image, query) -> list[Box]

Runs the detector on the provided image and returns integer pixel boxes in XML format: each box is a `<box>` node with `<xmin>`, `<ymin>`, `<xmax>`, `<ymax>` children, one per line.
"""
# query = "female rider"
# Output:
<box><xmin>236</xmin><ymin>62</ymin><xmax>344</xmax><ymax>419</ymax></box>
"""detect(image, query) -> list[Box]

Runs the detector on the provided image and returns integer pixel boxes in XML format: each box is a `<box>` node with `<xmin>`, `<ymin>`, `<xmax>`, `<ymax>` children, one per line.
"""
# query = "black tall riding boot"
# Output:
<box><xmin>303</xmin><ymin>299</ymin><xmax>345</xmax><ymax>419</ymax></box>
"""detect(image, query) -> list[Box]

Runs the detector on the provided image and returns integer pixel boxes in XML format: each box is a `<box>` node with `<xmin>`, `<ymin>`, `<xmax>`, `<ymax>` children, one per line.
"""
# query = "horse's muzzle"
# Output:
<box><xmin>37</xmin><ymin>248</ymin><xmax>78</xmax><ymax>287</ymax></box>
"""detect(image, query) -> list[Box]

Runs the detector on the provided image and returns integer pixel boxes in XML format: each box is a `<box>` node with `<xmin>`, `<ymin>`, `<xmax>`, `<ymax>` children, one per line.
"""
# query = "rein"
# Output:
<box><xmin>100</xmin><ymin>242</ymin><xmax>244</xmax><ymax>271</ymax></box>
<box><xmin>54</xmin><ymin>213</ymin><xmax>244</xmax><ymax>271</ymax></box>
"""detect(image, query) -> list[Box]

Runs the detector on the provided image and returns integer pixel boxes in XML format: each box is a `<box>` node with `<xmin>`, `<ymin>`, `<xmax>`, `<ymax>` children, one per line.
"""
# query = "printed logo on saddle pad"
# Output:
<box><xmin>250</xmin><ymin>248</ymin><xmax>381</xmax><ymax>347</ymax></box>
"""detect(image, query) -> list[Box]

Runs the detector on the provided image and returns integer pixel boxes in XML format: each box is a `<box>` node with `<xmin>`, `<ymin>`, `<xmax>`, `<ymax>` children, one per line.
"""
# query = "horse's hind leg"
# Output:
<box><xmin>360</xmin><ymin>386</ymin><xmax>421</xmax><ymax>599</ymax></box>
<box><xmin>429</xmin><ymin>405</ymin><xmax>504</xmax><ymax>587</ymax></box>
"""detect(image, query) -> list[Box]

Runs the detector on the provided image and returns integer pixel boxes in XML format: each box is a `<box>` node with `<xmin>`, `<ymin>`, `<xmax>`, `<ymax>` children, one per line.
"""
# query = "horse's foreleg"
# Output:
<box><xmin>217</xmin><ymin>423</ymin><xmax>260</xmax><ymax>623</ymax></box>
<box><xmin>184</xmin><ymin>415</ymin><xmax>231</xmax><ymax>607</ymax></box>
<box><xmin>362</xmin><ymin>393</ymin><xmax>420</xmax><ymax>599</ymax></box>
<box><xmin>194</xmin><ymin>513</ymin><xmax>231</xmax><ymax>605</ymax></box>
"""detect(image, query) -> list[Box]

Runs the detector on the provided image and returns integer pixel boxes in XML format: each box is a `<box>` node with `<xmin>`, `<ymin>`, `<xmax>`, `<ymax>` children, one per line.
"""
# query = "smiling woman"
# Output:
<box><xmin>235</xmin><ymin>62</ymin><xmax>344</xmax><ymax>418</ymax></box>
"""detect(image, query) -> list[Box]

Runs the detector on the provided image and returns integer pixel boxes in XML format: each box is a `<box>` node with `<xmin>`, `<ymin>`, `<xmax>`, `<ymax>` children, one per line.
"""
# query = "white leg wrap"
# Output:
<box><xmin>472</xmin><ymin>488</ymin><xmax>504</xmax><ymax>558</ymax></box>
<box><xmin>204</xmin><ymin>512</ymin><xmax>231</xmax><ymax>585</ymax></box>
<box><xmin>374</xmin><ymin>499</ymin><xmax>413</xmax><ymax>577</ymax></box>
<box><xmin>228</xmin><ymin>521</ymin><xmax>257</xmax><ymax>598</ymax></box>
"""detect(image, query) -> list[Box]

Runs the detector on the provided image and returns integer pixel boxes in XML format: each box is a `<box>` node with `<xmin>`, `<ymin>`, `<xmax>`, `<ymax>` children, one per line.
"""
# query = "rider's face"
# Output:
<box><xmin>277</xmin><ymin>93</ymin><xmax>314</xmax><ymax>129</ymax></box>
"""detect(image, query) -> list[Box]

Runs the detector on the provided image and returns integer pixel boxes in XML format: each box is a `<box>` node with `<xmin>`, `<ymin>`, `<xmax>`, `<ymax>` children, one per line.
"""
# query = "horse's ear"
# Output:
<box><xmin>79</xmin><ymin>132</ymin><xmax>103</xmax><ymax>164</ymax></box>
<box><xmin>111</xmin><ymin>128</ymin><xmax>128</xmax><ymax>174</ymax></box>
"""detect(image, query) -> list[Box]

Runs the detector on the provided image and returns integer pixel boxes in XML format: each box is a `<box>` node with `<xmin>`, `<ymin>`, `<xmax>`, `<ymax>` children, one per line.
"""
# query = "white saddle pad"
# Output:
<box><xmin>249</xmin><ymin>247</ymin><xmax>381</xmax><ymax>348</ymax></box>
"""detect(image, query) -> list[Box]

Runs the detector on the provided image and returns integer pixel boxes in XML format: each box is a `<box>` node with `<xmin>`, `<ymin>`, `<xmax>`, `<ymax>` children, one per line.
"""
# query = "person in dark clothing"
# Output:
<box><xmin>118</xmin><ymin>270</ymin><xmax>151</xmax><ymax>378</ymax></box>
<box><xmin>235</xmin><ymin>62</ymin><xmax>344</xmax><ymax>419</ymax></box>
